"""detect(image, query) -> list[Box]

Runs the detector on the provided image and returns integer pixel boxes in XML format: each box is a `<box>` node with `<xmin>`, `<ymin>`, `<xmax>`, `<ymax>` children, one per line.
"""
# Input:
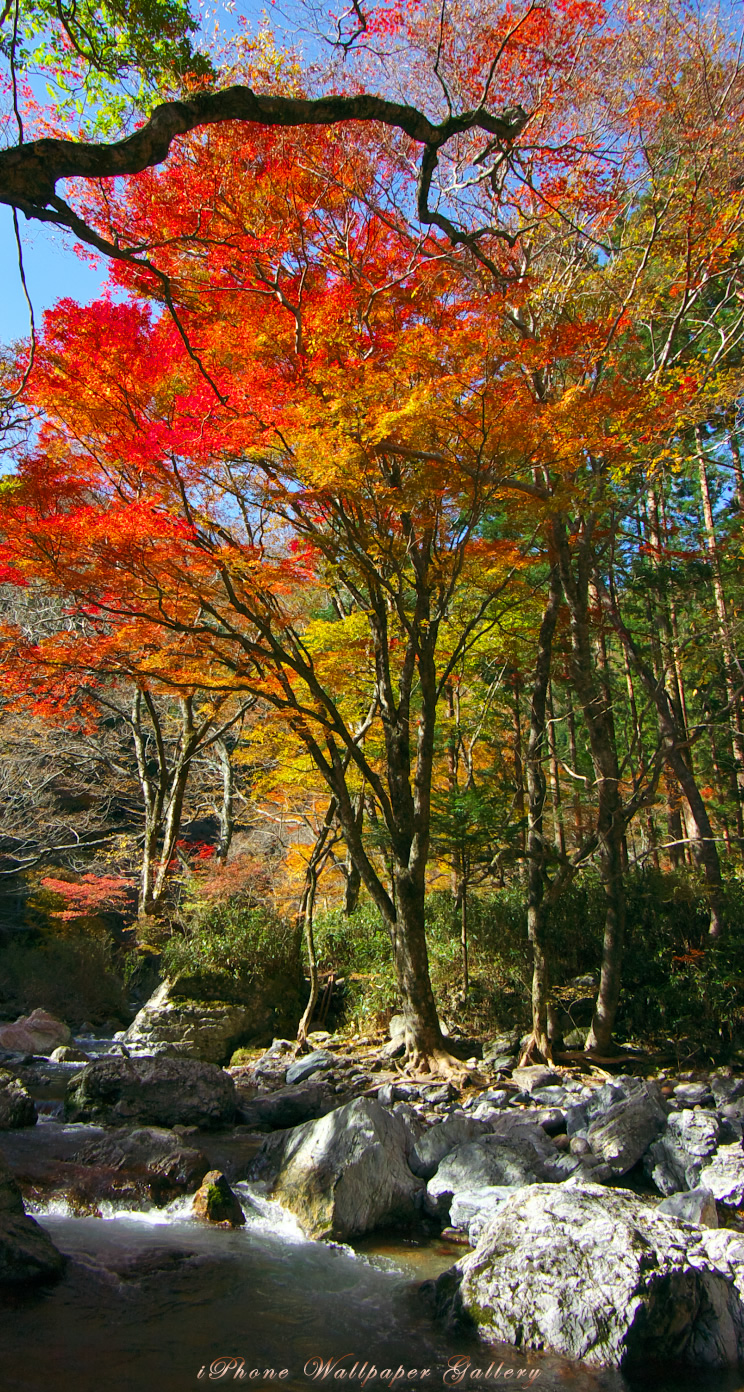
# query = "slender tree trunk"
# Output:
<box><xmin>566</xmin><ymin>693</ymin><xmax>584</xmax><ymax>847</ymax></box>
<box><xmin>555</xmin><ymin>524</ymin><xmax>627</xmax><ymax>1054</ymax></box>
<box><xmin>697</xmin><ymin>428</ymin><xmax>744</xmax><ymax>845</ymax></box>
<box><xmin>215</xmin><ymin>738</ymin><xmax>235</xmax><ymax>865</ymax></box>
<box><xmin>512</xmin><ymin>673</ymin><xmax>527</xmax><ymax>858</ymax></box>
<box><xmin>521</xmin><ymin>565</ymin><xmax>563</xmax><ymax>1064</ymax></box>
<box><xmin>546</xmin><ymin>682</ymin><xmax>566</xmax><ymax>857</ymax></box>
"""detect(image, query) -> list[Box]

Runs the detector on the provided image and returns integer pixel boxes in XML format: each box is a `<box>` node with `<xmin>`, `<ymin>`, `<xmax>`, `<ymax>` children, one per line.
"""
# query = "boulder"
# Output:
<box><xmin>72</xmin><ymin>1126</ymin><xmax>209</xmax><ymax>1204</ymax></box>
<box><xmin>0</xmin><ymin>1154</ymin><xmax>64</xmax><ymax>1285</ymax></box>
<box><xmin>432</xmin><ymin>1183</ymin><xmax>744</xmax><ymax>1367</ymax></box>
<box><xmin>658</xmin><ymin>1188</ymin><xmax>718</xmax><ymax>1229</ymax></box>
<box><xmin>0</xmin><ymin>1069</ymin><xmax>37</xmax><ymax>1129</ymax></box>
<box><xmin>511</xmin><ymin>1065</ymin><xmax>561</xmax><ymax>1092</ymax></box>
<box><xmin>567</xmin><ymin>1076</ymin><xmax>667</xmax><ymax>1175</ymax></box>
<box><xmin>236</xmin><ymin>1080</ymin><xmax>335</xmax><ymax>1130</ymax></box>
<box><xmin>711</xmin><ymin>1074</ymin><xmax>744</xmax><ymax>1108</ymax></box>
<box><xmin>65</xmin><ymin>1056</ymin><xmax>236</xmax><ymax>1129</ymax></box>
<box><xmin>285</xmin><ymin>1050</ymin><xmax>336</xmax><ymax>1085</ymax></box>
<box><xmin>192</xmin><ymin>1170</ymin><xmax>245</xmax><ymax>1227</ymax></box>
<box><xmin>673</xmin><ymin>1082</ymin><xmax>713</xmax><ymax>1107</ymax></box>
<box><xmin>424</xmin><ymin>1122</ymin><xmax>578</xmax><ymax>1221</ymax></box>
<box><xmin>409</xmin><ymin>1116</ymin><xmax>493</xmax><ymax>1180</ymax></box>
<box><xmin>122</xmin><ymin>983</ymin><xmax>258</xmax><ymax>1066</ymax></box>
<box><xmin>700</xmin><ymin>1142</ymin><xmax>744</xmax><ymax>1207</ymax></box>
<box><xmin>0</xmin><ymin>1010</ymin><xmax>71</xmax><ymax>1056</ymax></box>
<box><xmin>645</xmin><ymin>1109</ymin><xmax>721</xmax><ymax>1195</ymax></box>
<box><xmin>50</xmin><ymin>1045</ymin><xmax>91</xmax><ymax>1063</ymax></box>
<box><xmin>249</xmin><ymin>1097</ymin><xmax>423</xmax><ymax>1240</ymax></box>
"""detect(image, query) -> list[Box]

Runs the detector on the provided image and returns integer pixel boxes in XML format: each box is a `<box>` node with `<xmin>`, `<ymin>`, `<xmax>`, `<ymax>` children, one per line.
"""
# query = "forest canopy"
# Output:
<box><xmin>1</xmin><ymin>0</ymin><xmax>743</xmax><ymax>1074</ymax></box>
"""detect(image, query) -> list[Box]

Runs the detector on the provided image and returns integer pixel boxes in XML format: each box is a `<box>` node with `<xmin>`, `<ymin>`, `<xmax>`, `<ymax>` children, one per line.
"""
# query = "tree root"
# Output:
<box><xmin>518</xmin><ymin>1031</ymin><xmax>553</xmax><ymax>1067</ymax></box>
<box><xmin>404</xmin><ymin>1045</ymin><xmax>485</xmax><ymax>1086</ymax></box>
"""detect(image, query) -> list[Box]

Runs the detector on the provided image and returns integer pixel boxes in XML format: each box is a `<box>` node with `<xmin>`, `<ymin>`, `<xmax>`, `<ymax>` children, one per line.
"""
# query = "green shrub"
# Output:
<box><xmin>162</xmin><ymin>902</ymin><xmax>301</xmax><ymax>1004</ymax></box>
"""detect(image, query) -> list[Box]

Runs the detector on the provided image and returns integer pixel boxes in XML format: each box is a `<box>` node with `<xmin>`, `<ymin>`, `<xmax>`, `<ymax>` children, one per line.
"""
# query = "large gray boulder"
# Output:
<box><xmin>236</xmin><ymin>1080</ymin><xmax>336</xmax><ymax>1130</ymax></box>
<box><xmin>65</xmin><ymin>1056</ymin><xmax>236</xmax><ymax>1129</ymax></box>
<box><xmin>645</xmin><ymin>1109</ymin><xmax>721</xmax><ymax>1195</ymax></box>
<box><xmin>409</xmin><ymin>1116</ymin><xmax>493</xmax><ymax>1180</ymax></box>
<box><xmin>424</xmin><ymin>1122</ymin><xmax>578</xmax><ymax>1221</ymax></box>
<box><xmin>0</xmin><ymin>1069</ymin><xmax>37</xmax><ymax>1129</ymax></box>
<box><xmin>571</xmin><ymin>1077</ymin><xmax>667</xmax><ymax>1176</ymax></box>
<box><xmin>122</xmin><ymin>983</ymin><xmax>257</xmax><ymax>1066</ymax></box>
<box><xmin>249</xmin><ymin>1097</ymin><xmax>422</xmax><ymax>1240</ymax></box>
<box><xmin>432</xmin><ymin>1183</ymin><xmax>744</xmax><ymax>1367</ymax></box>
<box><xmin>72</xmin><ymin>1126</ymin><xmax>209</xmax><ymax>1204</ymax></box>
<box><xmin>449</xmin><ymin>1186</ymin><xmax>521</xmax><ymax>1241</ymax></box>
<box><xmin>700</xmin><ymin>1142</ymin><xmax>744</xmax><ymax>1207</ymax></box>
<box><xmin>0</xmin><ymin>1154</ymin><xmax>64</xmax><ymax>1284</ymax></box>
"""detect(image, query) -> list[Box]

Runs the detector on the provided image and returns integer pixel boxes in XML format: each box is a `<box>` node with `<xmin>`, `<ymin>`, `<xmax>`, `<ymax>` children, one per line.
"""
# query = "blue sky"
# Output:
<box><xmin>1</xmin><ymin>208</ymin><xmax>107</xmax><ymax>346</ymax></box>
<box><xmin>0</xmin><ymin>1</ymin><xmax>308</xmax><ymax>348</ymax></box>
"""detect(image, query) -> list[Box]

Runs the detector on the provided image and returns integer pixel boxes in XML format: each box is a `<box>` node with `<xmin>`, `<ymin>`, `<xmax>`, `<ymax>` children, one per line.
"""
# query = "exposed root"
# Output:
<box><xmin>404</xmin><ymin>1046</ymin><xmax>485</xmax><ymax>1087</ymax></box>
<box><xmin>518</xmin><ymin>1031</ymin><xmax>553</xmax><ymax>1067</ymax></box>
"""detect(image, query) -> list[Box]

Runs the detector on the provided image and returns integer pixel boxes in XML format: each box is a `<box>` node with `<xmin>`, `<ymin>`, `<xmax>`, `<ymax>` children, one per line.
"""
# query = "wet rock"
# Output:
<box><xmin>122</xmin><ymin>982</ymin><xmax>258</xmax><ymax>1066</ymax></box>
<box><xmin>433</xmin><ymin>1183</ymin><xmax>744</xmax><ymax>1367</ymax></box>
<box><xmin>0</xmin><ymin>1069</ymin><xmax>37</xmax><ymax>1130</ymax></box>
<box><xmin>236</xmin><ymin>1080</ymin><xmax>335</xmax><ymax>1130</ymax></box>
<box><xmin>0</xmin><ymin>1010</ymin><xmax>71</xmax><ymax>1056</ymax></box>
<box><xmin>645</xmin><ymin>1109</ymin><xmax>721</xmax><ymax>1195</ymax></box>
<box><xmin>65</xmin><ymin>1056</ymin><xmax>236</xmax><ymax>1129</ymax></box>
<box><xmin>243</xmin><ymin>1039</ymin><xmax>296</xmax><ymax>1089</ymax></box>
<box><xmin>285</xmin><ymin>1049</ymin><xmax>336</xmax><ymax>1085</ymax></box>
<box><xmin>0</xmin><ymin>1154</ymin><xmax>64</xmax><ymax>1285</ymax></box>
<box><xmin>192</xmin><ymin>1169</ymin><xmax>245</xmax><ymax>1227</ymax></box>
<box><xmin>50</xmin><ymin>1045</ymin><xmax>91</xmax><ymax>1063</ymax></box>
<box><xmin>249</xmin><ymin>1096</ymin><xmax>422</xmax><ymax>1240</ymax></box>
<box><xmin>409</xmin><ymin>1116</ymin><xmax>493</xmax><ymax>1181</ymax></box>
<box><xmin>73</xmin><ymin>1126</ymin><xmax>209</xmax><ymax>1203</ymax></box>
<box><xmin>700</xmin><ymin>1142</ymin><xmax>744</xmax><ymax>1207</ymax></box>
<box><xmin>658</xmin><ymin>1187</ymin><xmax>718</xmax><ymax>1229</ymax></box>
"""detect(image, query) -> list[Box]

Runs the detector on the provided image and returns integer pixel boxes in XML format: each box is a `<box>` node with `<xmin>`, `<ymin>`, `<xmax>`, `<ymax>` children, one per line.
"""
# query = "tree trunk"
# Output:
<box><xmin>521</xmin><ymin>565</ymin><xmax>562</xmax><ymax>1064</ymax></box>
<box><xmin>555</xmin><ymin>523</ymin><xmax>628</xmax><ymax>1055</ymax></box>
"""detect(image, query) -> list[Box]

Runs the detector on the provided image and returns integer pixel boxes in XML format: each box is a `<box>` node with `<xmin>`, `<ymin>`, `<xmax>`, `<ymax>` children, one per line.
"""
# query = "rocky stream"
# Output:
<box><xmin>3</xmin><ymin>998</ymin><xmax>744</xmax><ymax>1391</ymax></box>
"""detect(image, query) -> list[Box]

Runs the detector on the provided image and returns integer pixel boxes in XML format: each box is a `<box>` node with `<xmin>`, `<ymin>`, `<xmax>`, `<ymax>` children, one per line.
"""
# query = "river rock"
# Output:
<box><xmin>192</xmin><ymin>1169</ymin><xmax>245</xmax><ymax>1227</ymax></box>
<box><xmin>432</xmin><ymin>1183</ymin><xmax>744</xmax><ymax>1367</ymax></box>
<box><xmin>65</xmin><ymin>1056</ymin><xmax>236</xmax><ymax>1129</ymax></box>
<box><xmin>50</xmin><ymin>1045</ymin><xmax>91</xmax><ymax>1063</ymax></box>
<box><xmin>658</xmin><ymin>1188</ymin><xmax>718</xmax><ymax>1228</ymax></box>
<box><xmin>511</xmin><ymin>1065</ymin><xmax>561</xmax><ymax>1092</ymax></box>
<box><xmin>645</xmin><ymin>1109</ymin><xmax>721</xmax><ymax>1195</ymax></box>
<box><xmin>424</xmin><ymin>1123</ymin><xmax>579</xmax><ymax>1221</ymax></box>
<box><xmin>285</xmin><ymin>1050</ymin><xmax>336</xmax><ymax>1085</ymax></box>
<box><xmin>122</xmin><ymin>983</ymin><xmax>257</xmax><ymax>1066</ymax></box>
<box><xmin>566</xmin><ymin>1076</ymin><xmax>667</xmax><ymax>1175</ymax></box>
<box><xmin>72</xmin><ymin>1126</ymin><xmax>209</xmax><ymax>1204</ymax></box>
<box><xmin>249</xmin><ymin>1096</ymin><xmax>422</xmax><ymax>1240</ymax></box>
<box><xmin>0</xmin><ymin>1154</ymin><xmax>64</xmax><ymax>1284</ymax></box>
<box><xmin>711</xmin><ymin>1074</ymin><xmax>744</xmax><ymax>1107</ymax></box>
<box><xmin>673</xmin><ymin>1082</ymin><xmax>713</xmax><ymax>1107</ymax></box>
<box><xmin>449</xmin><ymin>1186</ymin><xmax>521</xmax><ymax>1241</ymax></box>
<box><xmin>409</xmin><ymin>1116</ymin><xmax>493</xmax><ymax>1180</ymax></box>
<box><xmin>0</xmin><ymin>1069</ymin><xmax>37</xmax><ymax>1129</ymax></box>
<box><xmin>699</xmin><ymin>1142</ymin><xmax>744</xmax><ymax>1206</ymax></box>
<box><xmin>0</xmin><ymin>1010</ymin><xmax>71</xmax><ymax>1056</ymax></box>
<box><xmin>236</xmin><ymin>1080</ymin><xmax>335</xmax><ymax>1130</ymax></box>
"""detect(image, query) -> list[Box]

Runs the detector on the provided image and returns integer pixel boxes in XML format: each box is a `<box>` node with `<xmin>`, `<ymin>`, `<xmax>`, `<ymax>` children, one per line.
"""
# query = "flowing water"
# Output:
<box><xmin>2</xmin><ymin>1049</ymin><xmax>744</xmax><ymax>1392</ymax></box>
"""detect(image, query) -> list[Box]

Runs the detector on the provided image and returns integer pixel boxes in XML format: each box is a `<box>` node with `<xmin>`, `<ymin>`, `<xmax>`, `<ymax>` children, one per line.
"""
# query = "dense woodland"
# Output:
<box><xmin>1</xmin><ymin>0</ymin><xmax>744</xmax><ymax>1075</ymax></box>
